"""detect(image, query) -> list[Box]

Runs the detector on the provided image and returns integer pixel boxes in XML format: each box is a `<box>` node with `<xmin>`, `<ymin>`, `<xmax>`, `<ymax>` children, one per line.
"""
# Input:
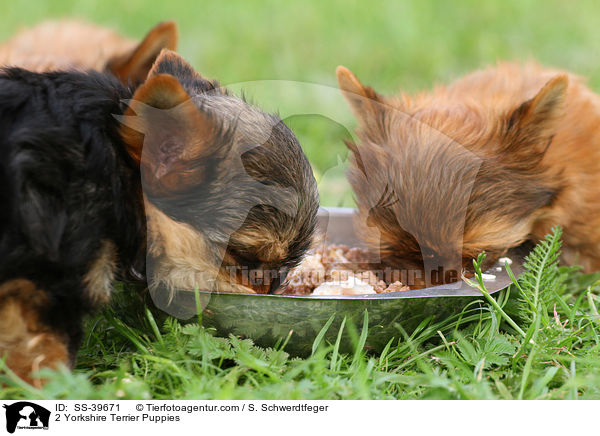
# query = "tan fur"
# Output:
<box><xmin>0</xmin><ymin>19</ymin><xmax>136</xmax><ymax>72</ymax></box>
<box><xmin>0</xmin><ymin>280</ymin><xmax>69</xmax><ymax>387</ymax></box>
<box><xmin>338</xmin><ymin>62</ymin><xmax>600</xmax><ymax>274</ymax></box>
<box><xmin>0</xmin><ymin>19</ymin><xmax>177</xmax><ymax>84</ymax></box>
<box><xmin>83</xmin><ymin>241</ymin><xmax>117</xmax><ymax>305</ymax></box>
<box><xmin>119</xmin><ymin>72</ymin><xmax>218</xmax><ymax>190</ymax></box>
<box><xmin>145</xmin><ymin>198</ymin><xmax>254</xmax><ymax>294</ymax></box>
<box><xmin>107</xmin><ymin>22</ymin><xmax>177</xmax><ymax>84</ymax></box>
<box><xmin>231</xmin><ymin>229</ymin><xmax>289</xmax><ymax>263</ymax></box>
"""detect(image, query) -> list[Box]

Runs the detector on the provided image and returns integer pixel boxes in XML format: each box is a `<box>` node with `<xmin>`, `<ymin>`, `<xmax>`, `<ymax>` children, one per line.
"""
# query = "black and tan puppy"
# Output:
<box><xmin>0</xmin><ymin>50</ymin><xmax>318</xmax><ymax>385</ymax></box>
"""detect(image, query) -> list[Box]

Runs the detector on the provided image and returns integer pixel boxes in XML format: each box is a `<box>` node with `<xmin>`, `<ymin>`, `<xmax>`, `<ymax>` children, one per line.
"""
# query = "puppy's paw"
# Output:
<box><xmin>0</xmin><ymin>279</ymin><xmax>69</xmax><ymax>387</ymax></box>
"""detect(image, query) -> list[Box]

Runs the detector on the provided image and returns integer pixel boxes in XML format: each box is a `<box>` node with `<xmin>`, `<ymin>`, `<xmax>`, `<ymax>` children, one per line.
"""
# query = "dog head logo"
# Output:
<box><xmin>3</xmin><ymin>402</ymin><xmax>50</xmax><ymax>433</ymax></box>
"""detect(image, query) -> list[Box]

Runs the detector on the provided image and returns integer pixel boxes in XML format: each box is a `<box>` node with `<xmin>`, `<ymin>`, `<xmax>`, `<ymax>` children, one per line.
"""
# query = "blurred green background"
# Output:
<box><xmin>2</xmin><ymin>0</ymin><xmax>600</xmax><ymax>206</ymax></box>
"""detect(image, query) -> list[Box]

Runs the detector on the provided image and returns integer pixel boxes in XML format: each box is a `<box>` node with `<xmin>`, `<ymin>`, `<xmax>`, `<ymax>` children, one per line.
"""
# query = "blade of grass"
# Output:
<box><xmin>518</xmin><ymin>308</ymin><xmax>542</xmax><ymax>400</ymax></box>
<box><xmin>528</xmin><ymin>366</ymin><xmax>558</xmax><ymax>399</ymax></box>
<box><xmin>351</xmin><ymin>310</ymin><xmax>369</xmax><ymax>368</ymax></box>
<box><xmin>378</xmin><ymin>337</ymin><xmax>395</xmax><ymax>370</ymax></box>
<box><xmin>466</xmin><ymin>254</ymin><xmax>527</xmax><ymax>338</ymax></box>
<box><xmin>393</xmin><ymin>343</ymin><xmax>452</xmax><ymax>373</ymax></box>
<box><xmin>569</xmin><ymin>360</ymin><xmax>577</xmax><ymax>400</ymax></box>
<box><xmin>108</xmin><ymin>317</ymin><xmax>149</xmax><ymax>354</ymax></box>
<box><xmin>312</xmin><ymin>314</ymin><xmax>336</xmax><ymax>356</ymax></box>
<box><xmin>330</xmin><ymin>317</ymin><xmax>347</xmax><ymax>371</ymax></box>
<box><xmin>145</xmin><ymin>308</ymin><xmax>163</xmax><ymax>346</ymax></box>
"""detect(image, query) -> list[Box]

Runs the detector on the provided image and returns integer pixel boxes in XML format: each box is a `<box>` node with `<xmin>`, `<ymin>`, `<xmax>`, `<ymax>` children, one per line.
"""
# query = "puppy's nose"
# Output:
<box><xmin>267</xmin><ymin>272</ymin><xmax>287</xmax><ymax>294</ymax></box>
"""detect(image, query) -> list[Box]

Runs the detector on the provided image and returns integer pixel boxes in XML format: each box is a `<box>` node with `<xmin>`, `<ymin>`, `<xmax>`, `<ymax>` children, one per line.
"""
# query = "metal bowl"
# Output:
<box><xmin>173</xmin><ymin>208</ymin><xmax>525</xmax><ymax>355</ymax></box>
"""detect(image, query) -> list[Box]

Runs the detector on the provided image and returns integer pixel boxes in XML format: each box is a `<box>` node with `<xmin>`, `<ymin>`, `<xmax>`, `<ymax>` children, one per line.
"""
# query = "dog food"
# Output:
<box><xmin>282</xmin><ymin>244</ymin><xmax>410</xmax><ymax>295</ymax></box>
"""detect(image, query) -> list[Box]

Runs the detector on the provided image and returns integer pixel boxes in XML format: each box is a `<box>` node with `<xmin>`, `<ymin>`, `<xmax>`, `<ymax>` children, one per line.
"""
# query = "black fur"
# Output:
<box><xmin>0</xmin><ymin>67</ymin><xmax>145</xmax><ymax>356</ymax></box>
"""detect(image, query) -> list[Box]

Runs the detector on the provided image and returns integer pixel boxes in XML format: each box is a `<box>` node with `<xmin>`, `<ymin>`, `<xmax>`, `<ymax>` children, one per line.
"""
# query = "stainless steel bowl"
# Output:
<box><xmin>171</xmin><ymin>208</ymin><xmax>525</xmax><ymax>355</ymax></box>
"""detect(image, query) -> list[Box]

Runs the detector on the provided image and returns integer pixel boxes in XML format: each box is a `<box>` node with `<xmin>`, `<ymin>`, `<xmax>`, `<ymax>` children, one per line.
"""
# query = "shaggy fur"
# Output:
<box><xmin>0</xmin><ymin>19</ymin><xmax>177</xmax><ymax>84</ymax></box>
<box><xmin>0</xmin><ymin>51</ymin><xmax>318</xmax><ymax>383</ymax></box>
<box><xmin>337</xmin><ymin>62</ymin><xmax>600</xmax><ymax>283</ymax></box>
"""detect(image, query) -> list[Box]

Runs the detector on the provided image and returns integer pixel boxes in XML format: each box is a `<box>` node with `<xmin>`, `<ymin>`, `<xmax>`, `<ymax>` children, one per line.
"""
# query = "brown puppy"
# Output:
<box><xmin>0</xmin><ymin>19</ymin><xmax>177</xmax><ymax>84</ymax></box>
<box><xmin>337</xmin><ymin>62</ymin><xmax>600</xmax><ymax>284</ymax></box>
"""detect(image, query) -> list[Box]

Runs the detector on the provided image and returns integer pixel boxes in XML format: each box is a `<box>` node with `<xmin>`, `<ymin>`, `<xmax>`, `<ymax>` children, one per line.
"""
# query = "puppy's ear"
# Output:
<box><xmin>147</xmin><ymin>49</ymin><xmax>221</xmax><ymax>96</ymax></box>
<box><xmin>147</xmin><ymin>49</ymin><xmax>201</xmax><ymax>80</ymax></box>
<box><xmin>117</xmin><ymin>74</ymin><xmax>222</xmax><ymax>195</ymax></box>
<box><xmin>337</xmin><ymin>66</ymin><xmax>388</xmax><ymax>169</ymax></box>
<box><xmin>106</xmin><ymin>21</ymin><xmax>178</xmax><ymax>84</ymax></box>
<box><xmin>505</xmin><ymin>75</ymin><xmax>568</xmax><ymax>155</ymax></box>
<box><xmin>337</xmin><ymin>66</ymin><xmax>384</xmax><ymax>123</ymax></box>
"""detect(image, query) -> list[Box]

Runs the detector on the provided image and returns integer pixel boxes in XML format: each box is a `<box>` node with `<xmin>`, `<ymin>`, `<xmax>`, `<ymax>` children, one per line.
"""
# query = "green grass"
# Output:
<box><xmin>3</xmin><ymin>229</ymin><xmax>600</xmax><ymax>399</ymax></box>
<box><xmin>2</xmin><ymin>1</ymin><xmax>600</xmax><ymax>399</ymax></box>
